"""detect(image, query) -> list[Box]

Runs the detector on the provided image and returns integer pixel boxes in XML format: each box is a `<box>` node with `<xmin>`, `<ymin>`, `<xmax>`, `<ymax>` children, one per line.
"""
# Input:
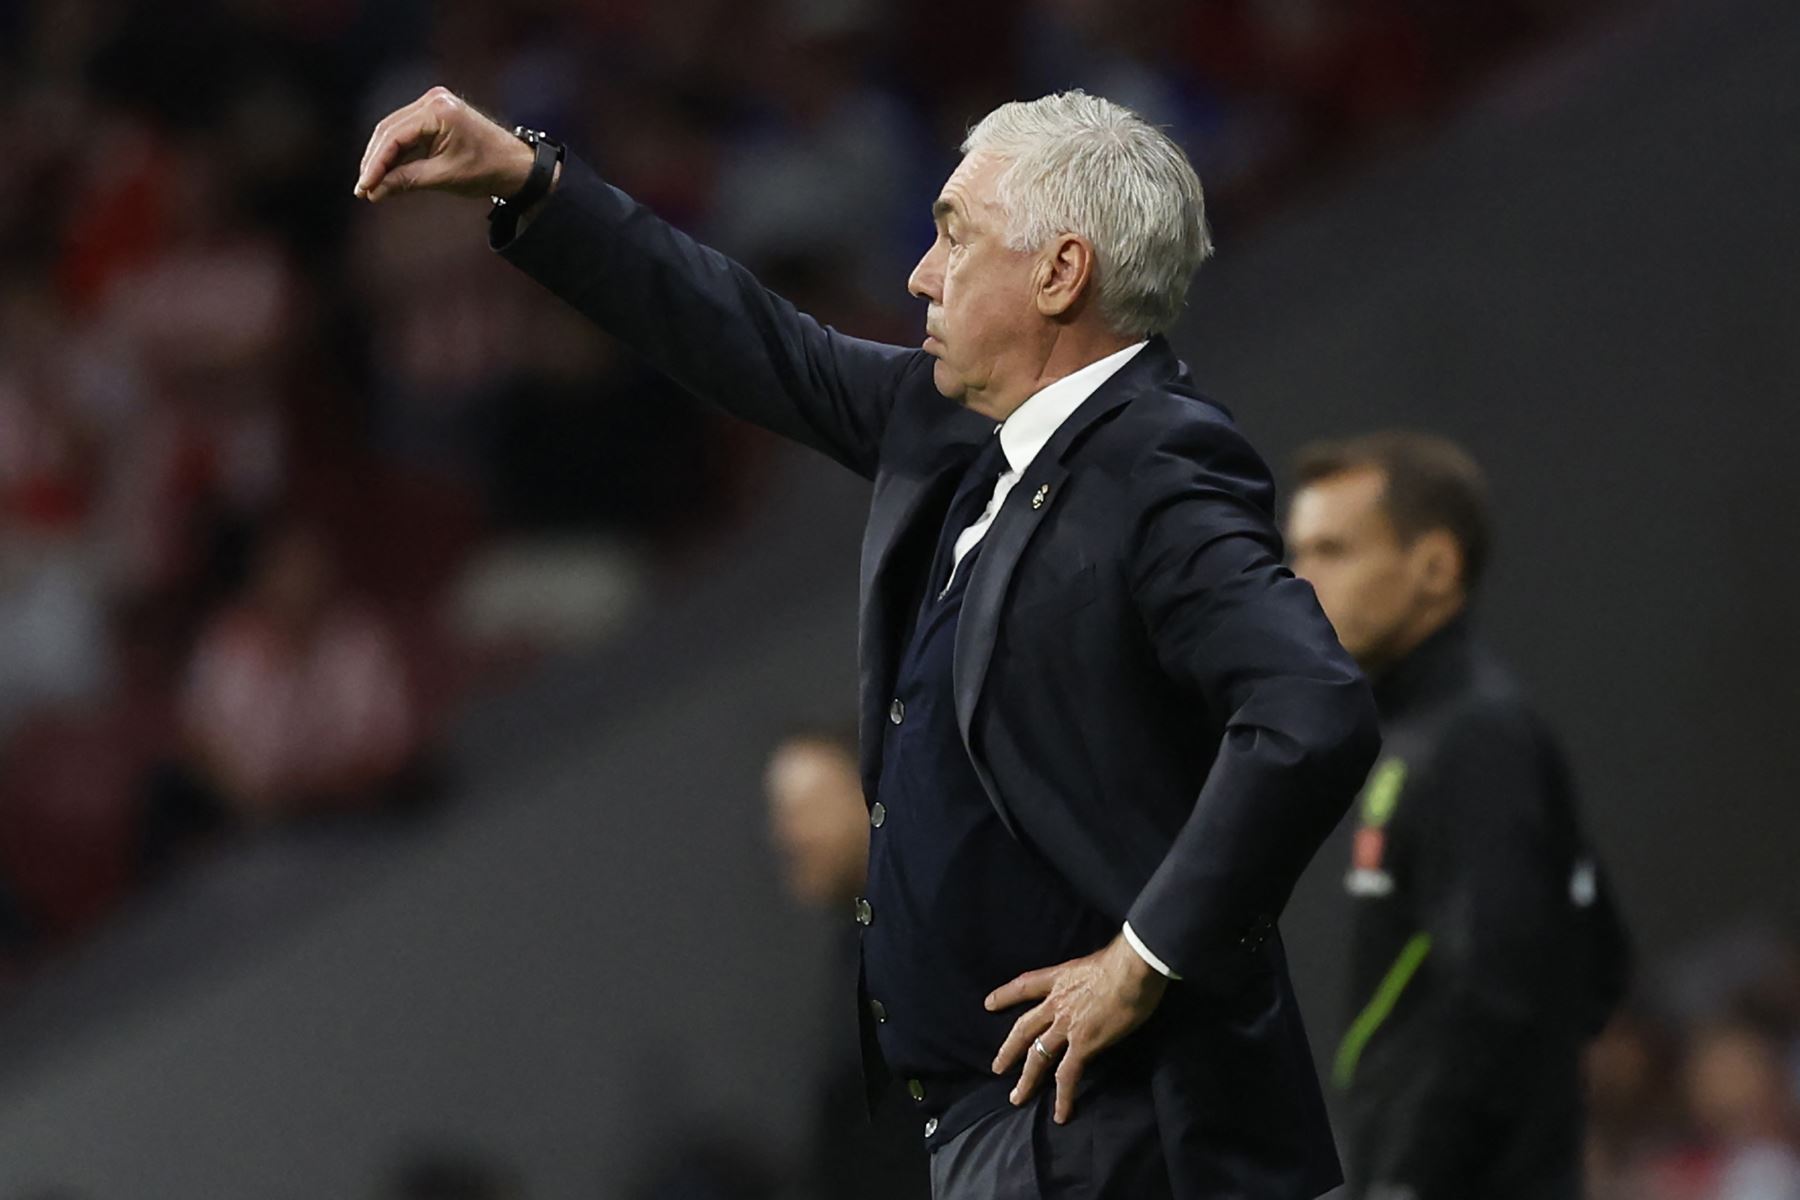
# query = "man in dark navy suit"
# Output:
<box><xmin>356</xmin><ymin>87</ymin><xmax>1380</xmax><ymax>1199</ymax></box>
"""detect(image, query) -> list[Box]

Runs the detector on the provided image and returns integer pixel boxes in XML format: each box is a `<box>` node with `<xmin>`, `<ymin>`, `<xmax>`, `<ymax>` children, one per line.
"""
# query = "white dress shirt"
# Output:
<box><xmin>945</xmin><ymin>341</ymin><xmax>1146</xmax><ymax>587</ymax></box>
<box><xmin>938</xmin><ymin>339</ymin><xmax>1183</xmax><ymax>981</ymax></box>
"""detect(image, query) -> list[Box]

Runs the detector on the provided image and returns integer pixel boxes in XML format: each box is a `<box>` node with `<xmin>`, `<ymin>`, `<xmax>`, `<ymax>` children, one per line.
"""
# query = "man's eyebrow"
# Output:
<box><xmin>931</xmin><ymin>198</ymin><xmax>957</xmax><ymax>222</ymax></box>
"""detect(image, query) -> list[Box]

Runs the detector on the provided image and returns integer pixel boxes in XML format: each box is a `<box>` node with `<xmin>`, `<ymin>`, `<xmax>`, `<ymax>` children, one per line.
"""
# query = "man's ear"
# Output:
<box><xmin>1036</xmin><ymin>234</ymin><xmax>1096</xmax><ymax>319</ymax></box>
<box><xmin>1411</xmin><ymin>528</ymin><xmax>1465</xmax><ymax>602</ymax></box>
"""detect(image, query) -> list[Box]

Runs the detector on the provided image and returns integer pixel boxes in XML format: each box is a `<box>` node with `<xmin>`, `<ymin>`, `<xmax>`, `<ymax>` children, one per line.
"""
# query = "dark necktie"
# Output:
<box><xmin>925</xmin><ymin>430</ymin><xmax>1009</xmax><ymax>600</ymax></box>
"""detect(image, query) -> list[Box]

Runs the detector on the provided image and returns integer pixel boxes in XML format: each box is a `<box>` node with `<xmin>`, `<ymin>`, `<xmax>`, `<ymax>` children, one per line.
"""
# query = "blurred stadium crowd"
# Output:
<box><xmin>3</xmin><ymin>0</ymin><xmax>1797</xmax><ymax>1197</ymax></box>
<box><xmin>0</xmin><ymin>0</ymin><xmax>1600</xmax><ymax>980</ymax></box>
<box><xmin>1583</xmin><ymin>926</ymin><xmax>1800</xmax><ymax>1200</ymax></box>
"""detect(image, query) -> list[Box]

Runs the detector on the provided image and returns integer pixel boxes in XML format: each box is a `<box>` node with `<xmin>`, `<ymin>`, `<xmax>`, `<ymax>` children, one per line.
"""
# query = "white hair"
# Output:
<box><xmin>962</xmin><ymin>91</ymin><xmax>1213</xmax><ymax>338</ymax></box>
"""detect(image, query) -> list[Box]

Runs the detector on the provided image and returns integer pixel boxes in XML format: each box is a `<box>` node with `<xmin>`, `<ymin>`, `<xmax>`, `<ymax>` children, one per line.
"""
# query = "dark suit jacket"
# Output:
<box><xmin>492</xmin><ymin>156</ymin><xmax>1382</xmax><ymax>1199</ymax></box>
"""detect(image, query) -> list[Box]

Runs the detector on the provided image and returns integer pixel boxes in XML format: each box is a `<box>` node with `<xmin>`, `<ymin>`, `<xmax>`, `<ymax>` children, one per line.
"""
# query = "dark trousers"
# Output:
<box><xmin>928</xmin><ymin>1080</ymin><xmax>1170</xmax><ymax>1200</ymax></box>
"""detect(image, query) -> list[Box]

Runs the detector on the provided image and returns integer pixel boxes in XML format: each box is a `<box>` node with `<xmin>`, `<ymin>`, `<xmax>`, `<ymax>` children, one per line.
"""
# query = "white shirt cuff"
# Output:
<box><xmin>1122</xmin><ymin>922</ymin><xmax>1181</xmax><ymax>980</ymax></box>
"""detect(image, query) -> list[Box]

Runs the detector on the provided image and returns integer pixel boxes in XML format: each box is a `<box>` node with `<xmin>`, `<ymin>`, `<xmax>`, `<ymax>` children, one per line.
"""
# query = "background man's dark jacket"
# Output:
<box><xmin>492</xmin><ymin>157</ymin><xmax>1382</xmax><ymax>1199</ymax></box>
<box><xmin>1337</xmin><ymin>617</ymin><xmax>1630</xmax><ymax>1199</ymax></box>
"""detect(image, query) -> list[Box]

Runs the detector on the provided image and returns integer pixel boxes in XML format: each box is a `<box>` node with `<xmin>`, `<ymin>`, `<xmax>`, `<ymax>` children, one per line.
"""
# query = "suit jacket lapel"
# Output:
<box><xmin>951</xmin><ymin>338</ymin><xmax>1175</xmax><ymax>807</ymax></box>
<box><xmin>857</xmin><ymin>417</ymin><xmax>989</xmax><ymax>796</ymax></box>
<box><xmin>948</xmin><ymin>451</ymin><xmax>1068</xmax><ymax>838</ymax></box>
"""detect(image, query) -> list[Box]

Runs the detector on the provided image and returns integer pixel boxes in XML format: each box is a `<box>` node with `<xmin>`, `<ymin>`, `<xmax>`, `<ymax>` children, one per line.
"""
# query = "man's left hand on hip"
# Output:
<box><xmin>985</xmin><ymin>932</ymin><xmax>1169</xmax><ymax>1124</ymax></box>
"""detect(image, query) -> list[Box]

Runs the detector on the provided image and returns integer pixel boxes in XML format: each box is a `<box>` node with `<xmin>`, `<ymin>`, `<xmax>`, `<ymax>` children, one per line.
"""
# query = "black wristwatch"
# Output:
<box><xmin>493</xmin><ymin>126</ymin><xmax>563</xmax><ymax>212</ymax></box>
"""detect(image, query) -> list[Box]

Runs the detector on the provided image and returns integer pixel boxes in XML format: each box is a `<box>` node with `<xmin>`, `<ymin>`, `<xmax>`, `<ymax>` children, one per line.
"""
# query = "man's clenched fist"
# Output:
<box><xmin>353</xmin><ymin>87</ymin><xmax>534</xmax><ymax>204</ymax></box>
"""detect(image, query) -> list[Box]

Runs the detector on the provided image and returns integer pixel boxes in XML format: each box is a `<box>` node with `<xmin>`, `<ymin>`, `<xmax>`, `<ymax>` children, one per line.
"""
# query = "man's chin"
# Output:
<box><xmin>931</xmin><ymin>358</ymin><xmax>965</xmax><ymax>400</ymax></box>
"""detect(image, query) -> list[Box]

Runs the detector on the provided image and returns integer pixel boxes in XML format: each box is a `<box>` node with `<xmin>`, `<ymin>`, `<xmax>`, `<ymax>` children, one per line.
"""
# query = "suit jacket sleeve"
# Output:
<box><xmin>1121</xmin><ymin>418</ymin><xmax>1381</xmax><ymax>981</ymax></box>
<box><xmin>490</xmin><ymin>155</ymin><xmax>928</xmax><ymax>480</ymax></box>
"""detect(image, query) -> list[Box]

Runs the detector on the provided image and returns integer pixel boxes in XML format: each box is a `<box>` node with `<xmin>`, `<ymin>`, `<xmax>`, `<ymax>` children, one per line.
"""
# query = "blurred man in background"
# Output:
<box><xmin>765</xmin><ymin>728</ymin><xmax>929</xmax><ymax>1200</ymax></box>
<box><xmin>765</xmin><ymin>728</ymin><xmax>871</xmax><ymax>912</ymax></box>
<box><xmin>1286</xmin><ymin>431</ymin><xmax>1631</xmax><ymax>1200</ymax></box>
<box><xmin>1673</xmin><ymin>1015</ymin><xmax>1800</xmax><ymax>1200</ymax></box>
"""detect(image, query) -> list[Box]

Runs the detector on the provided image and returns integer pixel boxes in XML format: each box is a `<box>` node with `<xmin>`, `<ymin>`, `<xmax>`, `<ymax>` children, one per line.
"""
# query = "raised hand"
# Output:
<box><xmin>353</xmin><ymin>86</ymin><xmax>534</xmax><ymax>204</ymax></box>
<box><xmin>986</xmin><ymin>931</ymin><xmax>1168</xmax><ymax>1123</ymax></box>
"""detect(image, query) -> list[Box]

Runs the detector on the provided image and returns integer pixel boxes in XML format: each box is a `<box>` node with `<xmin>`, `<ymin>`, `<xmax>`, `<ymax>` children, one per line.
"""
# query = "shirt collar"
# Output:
<box><xmin>1371</xmin><ymin>610</ymin><xmax>1476</xmax><ymax>718</ymax></box>
<box><xmin>997</xmin><ymin>341</ymin><xmax>1148</xmax><ymax>474</ymax></box>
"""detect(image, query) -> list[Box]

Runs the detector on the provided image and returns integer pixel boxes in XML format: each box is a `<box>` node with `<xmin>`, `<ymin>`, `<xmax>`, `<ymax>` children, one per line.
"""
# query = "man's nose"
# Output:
<box><xmin>907</xmin><ymin>245</ymin><xmax>940</xmax><ymax>302</ymax></box>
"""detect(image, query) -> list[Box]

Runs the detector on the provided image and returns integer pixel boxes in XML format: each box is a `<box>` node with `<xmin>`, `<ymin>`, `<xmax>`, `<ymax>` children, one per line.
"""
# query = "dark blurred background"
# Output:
<box><xmin>0</xmin><ymin>0</ymin><xmax>1795</xmax><ymax>1195</ymax></box>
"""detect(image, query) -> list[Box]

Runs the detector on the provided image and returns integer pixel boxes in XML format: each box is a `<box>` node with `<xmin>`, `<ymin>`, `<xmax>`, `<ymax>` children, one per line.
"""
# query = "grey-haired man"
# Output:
<box><xmin>357</xmin><ymin>89</ymin><xmax>1379</xmax><ymax>1199</ymax></box>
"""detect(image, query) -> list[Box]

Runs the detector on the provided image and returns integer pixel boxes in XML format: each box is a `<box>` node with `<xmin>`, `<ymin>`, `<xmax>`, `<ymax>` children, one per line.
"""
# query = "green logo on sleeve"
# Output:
<box><xmin>1360</xmin><ymin>758</ymin><xmax>1408</xmax><ymax>828</ymax></box>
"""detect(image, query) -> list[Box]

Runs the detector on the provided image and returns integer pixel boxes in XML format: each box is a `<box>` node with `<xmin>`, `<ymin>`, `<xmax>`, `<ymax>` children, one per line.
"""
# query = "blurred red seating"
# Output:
<box><xmin>0</xmin><ymin>695</ymin><xmax>169</xmax><ymax>940</ymax></box>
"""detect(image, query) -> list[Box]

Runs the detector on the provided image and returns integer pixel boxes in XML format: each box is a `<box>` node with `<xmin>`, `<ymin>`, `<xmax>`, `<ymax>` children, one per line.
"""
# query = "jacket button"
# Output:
<box><xmin>854</xmin><ymin>897</ymin><xmax>873</xmax><ymax>926</ymax></box>
<box><xmin>907</xmin><ymin>1078</ymin><xmax>926</xmax><ymax>1102</ymax></box>
<box><xmin>870</xmin><ymin>802</ymin><xmax>886</xmax><ymax>828</ymax></box>
<box><xmin>870</xmin><ymin>999</ymin><xmax>887</xmax><ymax>1023</ymax></box>
<box><xmin>889</xmin><ymin>699</ymin><xmax>905</xmax><ymax>725</ymax></box>
<box><xmin>924</xmin><ymin>1117</ymin><xmax>939</xmax><ymax>1138</ymax></box>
